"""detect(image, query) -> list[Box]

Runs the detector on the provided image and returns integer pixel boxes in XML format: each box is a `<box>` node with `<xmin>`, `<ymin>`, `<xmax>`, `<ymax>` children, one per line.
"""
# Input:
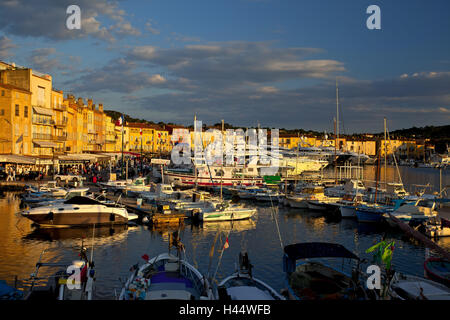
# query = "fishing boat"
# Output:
<box><xmin>118</xmin><ymin>232</ymin><xmax>214</xmax><ymax>300</ymax></box>
<box><xmin>388</xmin><ymin>273</ymin><xmax>450</xmax><ymax>300</ymax></box>
<box><xmin>217</xmin><ymin>252</ymin><xmax>285</xmax><ymax>300</ymax></box>
<box><xmin>20</xmin><ymin>196</ymin><xmax>138</xmax><ymax>227</ymax></box>
<box><xmin>24</xmin><ymin>241</ymin><xmax>95</xmax><ymax>300</ymax></box>
<box><xmin>424</xmin><ymin>257</ymin><xmax>450</xmax><ymax>288</ymax></box>
<box><xmin>283</xmin><ymin>242</ymin><xmax>368</xmax><ymax>300</ymax></box>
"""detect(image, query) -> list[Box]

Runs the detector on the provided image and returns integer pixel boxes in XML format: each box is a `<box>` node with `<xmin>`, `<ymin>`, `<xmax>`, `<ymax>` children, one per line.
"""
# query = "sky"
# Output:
<box><xmin>0</xmin><ymin>0</ymin><xmax>449</xmax><ymax>134</ymax></box>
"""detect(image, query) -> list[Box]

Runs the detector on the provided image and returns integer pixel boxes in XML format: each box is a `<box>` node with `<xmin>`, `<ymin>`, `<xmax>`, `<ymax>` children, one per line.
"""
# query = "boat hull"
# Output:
<box><xmin>21</xmin><ymin>207</ymin><xmax>130</xmax><ymax>227</ymax></box>
<box><xmin>286</xmin><ymin>197</ymin><xmax>308</xmax><ymax>208</ymax></box>
<box><xmin>355</xmin><ymin>208</ymin><xmax>384</xmax><ymax>223</ymax></box>
<box><xmin>200</xmin><ymin>209</ymin><xmax>256</xmax><ymax>222</ymax></box>
<box><xmin>424</xmin><ymin>258</ymin><xmax>450</xmax><ymax>288</ymax></box>
<box><xmin>340</xmin><ymin>205</ymin><xmax>356</xmax><ymax>218</ymax></box>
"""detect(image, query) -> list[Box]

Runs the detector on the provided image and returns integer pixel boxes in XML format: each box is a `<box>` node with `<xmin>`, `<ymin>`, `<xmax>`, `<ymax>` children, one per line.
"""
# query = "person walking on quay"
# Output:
<box><xmin>6</xmin><ymin>166</ymin><xmax>12</xmax><ymax>182</ymax></box>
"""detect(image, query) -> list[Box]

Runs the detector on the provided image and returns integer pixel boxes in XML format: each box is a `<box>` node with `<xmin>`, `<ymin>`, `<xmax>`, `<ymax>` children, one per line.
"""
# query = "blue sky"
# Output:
<box><xmin>0</xmin><ymin>0</ymin><xmax>449</xmax><ymax>133</ymax></box>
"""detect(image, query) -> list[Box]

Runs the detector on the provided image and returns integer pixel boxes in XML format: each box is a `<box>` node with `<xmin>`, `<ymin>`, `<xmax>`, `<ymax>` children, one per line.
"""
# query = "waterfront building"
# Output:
<box><xmin>0</xmin><ymin>83</ymin><xmax>32</xmax><ymax>155</ymax></box>
<box><xmin>104</xmin><ymin>115</ymin><xmax>116</xmax><ymax>152</ymax></box>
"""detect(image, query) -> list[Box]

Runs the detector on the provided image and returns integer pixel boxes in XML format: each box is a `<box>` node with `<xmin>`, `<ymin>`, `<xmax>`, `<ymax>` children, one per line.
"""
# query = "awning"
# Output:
<box><xmin>33</xmin><ymin>141</ymin><xmax>58</xmax><ymax>148</ymax></box>
<box><xmin>33</xmin><ymin>106</ymin><xmax>53</xmax><ymax>116</ymax></box>
<box><xmin>0</xmin><ymin>155</ymin><xmax>36</xmax><ymax>164</ymax></box>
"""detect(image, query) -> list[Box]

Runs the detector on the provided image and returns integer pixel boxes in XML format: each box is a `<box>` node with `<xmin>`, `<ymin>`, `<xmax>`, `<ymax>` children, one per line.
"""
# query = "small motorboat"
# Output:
<box><xmin>217</xmin><ymin>252</ymin><xmax>285</xmax><ymax>300</ymax></box>
<box><xmin>198</xmin><ymin>201</ymin><xmax>257</xmax><ymax>222</ymax></box>
<box><xmin>389</xmin><ymin>272</ymin><xmax>450</xmax><ymax>300</ymax></box>
<box><xmin>20</xmin><ymin>196</ymin><xmax>138</xmax><ymax>227</ymax></box>
<box><xmin>383</xmin><ymin>198</ymin><xmax>438</xmax><ymax>228</ymax></box>
<box><xmin>118</xmin><ymin>232</ymin><xmax>214</xmax><ymax>300</ymax></box>
<box><xmin>283</xmin><ymin>242</ymin><xmax>369</xmax><ymax>300</ymax></box>
<box><xmin>424</xmin><ymin>257</ymin><xmax>450</xmax><ymax>288</ymax></box>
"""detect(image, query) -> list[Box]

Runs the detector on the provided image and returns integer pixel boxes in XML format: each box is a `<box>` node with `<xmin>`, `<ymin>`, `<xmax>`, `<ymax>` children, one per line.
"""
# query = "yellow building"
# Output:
<box><xmin>93</xmin><ymin>103</ymin><xmax>105</xmax><ymax>152</ymax></box>
<box><xmin>153</xmin><ymin>126</ymin><xmax>170</xmax><ymax>154</ymax></box>
<box><xmin>127</xmin><ymin>123</ymin><xmax>155</xmax><ymax>153</ymax></box>
<box><xmin>115</xmin><ymin>122</ymin><xmax>129</xmax><ymax>152</ymax></box>
<box><xmin>0</xmin><ymin>66</ymin><xmax>57</xmax><ymax>159</ymax></box>
<box><xmin>380</xmin><ymin>139</ymin><xmax>417</xmax><ymax>159</ymax></box>
<box><xmin>104</xmin><ymin>115</ymin><xmax>116</xmax><ymax>152</ymax></box>
<box><xmin>51</xmin><ymin>89</ymin><xmax>67</xmax><ymax>155</ymax></box>
<box><xmin>0</xmin><ymin>83</ymin><xmax>32</xmax><ymax>155</ymax></box>
<box><xmin>345</xmin><ymin>140</ymin><xmax>377</xmax><ymax>156</ymax></box>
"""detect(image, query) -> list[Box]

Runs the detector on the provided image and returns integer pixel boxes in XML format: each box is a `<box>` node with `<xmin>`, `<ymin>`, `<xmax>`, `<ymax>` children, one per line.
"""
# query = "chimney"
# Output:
<box><xmin>87</xmin><ymin>99</ymin><xmax>93</xmax><ymax>109</ymax></box>
<box><xmin>99</xmin><ymin>103</ymin><xmax>103</xmax><ymax>112</ymax></box>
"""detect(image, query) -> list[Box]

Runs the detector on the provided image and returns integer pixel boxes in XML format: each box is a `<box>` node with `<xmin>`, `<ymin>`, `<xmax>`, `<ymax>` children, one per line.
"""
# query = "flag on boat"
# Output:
<box><xmin>223</xmin><ymin>237</ymin><xmax>229</xmax><ymax>250</ymax></box>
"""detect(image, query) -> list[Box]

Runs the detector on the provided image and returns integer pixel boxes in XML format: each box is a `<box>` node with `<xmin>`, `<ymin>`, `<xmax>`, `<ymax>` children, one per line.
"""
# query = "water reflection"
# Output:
<box><xmin>0</xmin><ymin>166</ymin><xmax>447</xmax><ymax>299</ymax></box>
<box><xmin>23</xmin><ymin>225</ymin><xmax>131</xmax><ymax>242</ymax></box>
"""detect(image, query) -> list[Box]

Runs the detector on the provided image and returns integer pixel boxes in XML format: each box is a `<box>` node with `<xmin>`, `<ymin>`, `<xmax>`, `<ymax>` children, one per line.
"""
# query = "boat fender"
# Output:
<box><xmin>47</xmin><ymin>211</ymin><xmax>54</xmax><ymax>221</ymax></box>
<box><xmin>110</xmin><ymin>213</ymin><xmax>115</xmax><ymax>222</ymax></box>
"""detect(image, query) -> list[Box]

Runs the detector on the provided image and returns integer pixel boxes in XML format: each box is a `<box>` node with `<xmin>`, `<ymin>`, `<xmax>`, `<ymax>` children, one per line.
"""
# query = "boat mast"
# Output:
<box><xmin>334</xmin><ymin>117</ymin><xmax>337</xmax><ymax>185</ymax></box>
<box><xmin>384</xmin><ymin>117</ymin><xmax>387</xmax><ymax>191</ymax></box>
<box><xmin>194</xmin><ymin>114</ymin><xmax>198</xmax><ymax>190</ymax></box>
<box><xmin>336</xmin><ymin>78</ymin><xmax>340</xmax><ymax>151</ymax></box>
<box><xmin>220</xmin><ymin>119</ymin><xmax>224</xmax><ymax>200</ymax></box>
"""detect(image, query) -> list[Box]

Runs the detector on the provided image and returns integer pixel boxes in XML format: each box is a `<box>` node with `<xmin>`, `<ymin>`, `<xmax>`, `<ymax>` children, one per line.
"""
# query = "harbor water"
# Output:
<box><xmin>0</xmin><ymin>165</ymin><xmax>448</xmax><ymax>299</ymax></box>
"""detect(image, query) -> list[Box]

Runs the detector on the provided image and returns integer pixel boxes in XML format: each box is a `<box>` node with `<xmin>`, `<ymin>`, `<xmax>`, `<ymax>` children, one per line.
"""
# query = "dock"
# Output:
<box><xmin>96</xmin><ymin>189</ymin><xmax>186</xmax><ymax>226</ymax></box>
<box><xmin>387</xmin><ymin>212</ymin><xmax>450</xmax><ymax>261</ymax></box>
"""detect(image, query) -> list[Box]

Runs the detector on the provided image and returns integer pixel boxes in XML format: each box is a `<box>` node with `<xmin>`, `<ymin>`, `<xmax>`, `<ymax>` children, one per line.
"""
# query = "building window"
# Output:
<box><xmin>0</xmin><ymin>109</ymin><xmax>4</xmax><ymax>116</ymax></box>
<box><xmin>24</xmin><ymin>106</ymin><xmax>28</xmax><ymax>118</ymax></box>
<box><xmin>1</xmin><ymin>90</ymin><xmax>4</xmax><ymax>96</ymax></box>
<box><xmin>15</xmin><ymin>104</ymin><xmax>19</xmax><ymax>116</ymax></box>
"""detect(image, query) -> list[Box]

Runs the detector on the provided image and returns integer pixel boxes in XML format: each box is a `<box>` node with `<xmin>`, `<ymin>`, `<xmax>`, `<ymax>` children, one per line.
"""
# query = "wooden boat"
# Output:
<box><xmin>24</xmin><ymin>242</ymin><xmax>95</xmax><ymax>300</ymax></box>
<box><xmin>424</xmin><ymin>257</ymin><xmax>450</xmax><ymax>288</ymax></box>
<box><xmin>389</xmin><ymin>273</ymin><xmax>450</xmax><ymax>300</ymax></box>
<box><xmin>118</xmin><ymin>232</ymin><xmax>214</xmax><ymax>300</ymax></box>
<box><xmin>217</xmin><ymin>252</ymin><xmax>285</xmax><ymax>300</ymax></box>
<box><xmin>283</xmin><ymin>242</ymin><xmax>368</xmax><ymax>300</ymax></box>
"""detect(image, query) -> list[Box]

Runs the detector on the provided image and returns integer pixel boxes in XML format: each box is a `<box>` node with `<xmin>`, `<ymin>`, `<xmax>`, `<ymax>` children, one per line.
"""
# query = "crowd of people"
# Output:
<box><xmin>1</xmin><ymin>155</ymin><xmax>159</xmax><ymax>183</ymax></box>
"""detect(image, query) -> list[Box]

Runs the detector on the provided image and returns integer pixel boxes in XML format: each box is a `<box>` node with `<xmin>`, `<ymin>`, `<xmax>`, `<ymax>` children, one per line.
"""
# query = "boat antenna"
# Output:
<box><xmin>212</xmin><ymin>229</ymin><xmax>232</xmax><ymax>282</ymax></box>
